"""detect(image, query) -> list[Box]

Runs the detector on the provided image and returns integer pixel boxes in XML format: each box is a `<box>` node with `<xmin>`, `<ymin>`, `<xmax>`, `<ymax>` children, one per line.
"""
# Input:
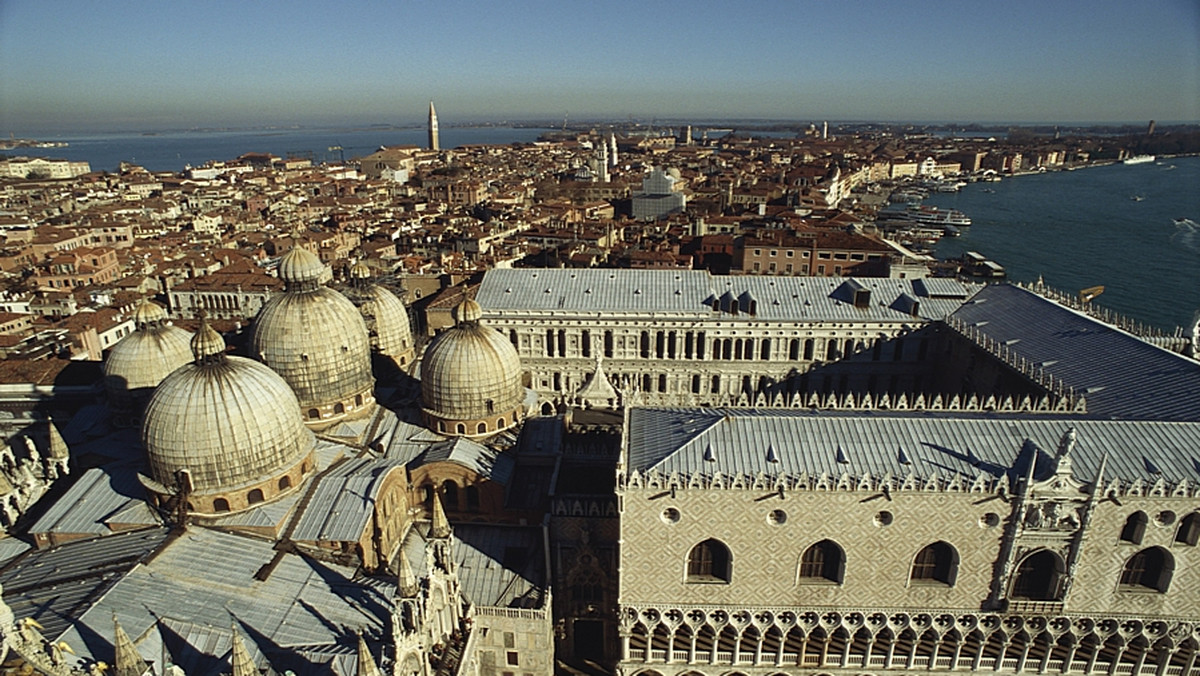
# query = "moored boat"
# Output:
<box><xmin>905</xmin><ymin>204</ymin><xmax>972</xmax><ymax>226</ymax></box>
<box><xmin>1123</xmin><ymin>154</ymin><xmax>1155</xmax><ymax>165</ymax></box>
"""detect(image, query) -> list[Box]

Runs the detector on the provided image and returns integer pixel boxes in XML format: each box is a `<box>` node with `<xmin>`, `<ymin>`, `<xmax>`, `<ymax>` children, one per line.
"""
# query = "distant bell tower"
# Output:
<box><xmin>1146</xmin><ymin>120</ymin><xmax>1156</xmax><ymax>136</ymax></box>
<box><xmin>428</xmin><ymin>101</ymin><xmax>440</xmax><ymax>151</ymax></box>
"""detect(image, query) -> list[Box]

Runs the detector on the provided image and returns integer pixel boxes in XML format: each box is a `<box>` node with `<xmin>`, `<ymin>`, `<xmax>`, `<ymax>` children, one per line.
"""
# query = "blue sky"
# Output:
<box><xmin>1</xmin><ymin>0</ymin><xmax>1197</xmax><ymax>133</ymax></box>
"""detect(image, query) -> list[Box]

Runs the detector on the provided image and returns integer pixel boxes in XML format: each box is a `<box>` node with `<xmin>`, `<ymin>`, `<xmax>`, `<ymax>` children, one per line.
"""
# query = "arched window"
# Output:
<box><xmin>497</xmin><ymin>417</ymin><xmax>506</xmax><ymax>428</ymax></box>
<box><xmin>333</xmin><ymin>402</ymin><xmax>345</xmax><ymax>415</ymax></box>
<box><xmin>213</xmin><ymin>497</ymin><xmax>231</xmax><ymax>512</ymax></box>
<box><xmin>686</xmin><ymin>539</ymin><xmax>732</xmax><ymax>583</ymax></box>
<box><xmin>278</xmin><ymin>475</ymin><xmax>292</xmax><ymax>490</ymax></box>
<box><xmin>477</xmin><ymin>422</ymin><xmax>487</xmax><ymax>434</ymax></box>
<box><xmin>1010</xmin><ymin>549</ymin><xmax>1065</xmax><ymax>600</ymax></box>
<box><xmin>799</xmin><ymin>539</ymin><xmax>845</xmax><ymax>584</ymax></box>
<box><xmin>1176</xmin><ymin>513</ymin><xmax>1199</xmax><ymax>546</ymax></box>
<box><xmin>1119</xmin><ymin>547</ymin><xmax>1173</xmax><ymax>592</ymax></box>
<box><xmin>1120</xmin><ymin>511</ymin><xmax>1148</xmax><ymax>544</ymax></box>
<box><xmin>455</xmin><ymin>423</ymin><xmax>466</xmax><ymax>435</ymax></box>
<box><xmin>910</xmin><ymin>541</ymin><xmax>958</xmax><ymax>586</ymax></box>
<box><xmin>422</xmin><ymin>484</ymin><xmax>434</xmax><ymax>506</ymax></box>
<box><xmin>307</xmin><ymin>408</ymin><xmax>320</xmax><ymax>419</ymax></box>
<box><xmin>443</xmin><ymin>482</ymin><xmax>459</xmax><ymax>511</ymax></box>
<box><xmin>247</xmin><ymin>488</ymin><xmax>265</xmax><ymax>505</ymax></box>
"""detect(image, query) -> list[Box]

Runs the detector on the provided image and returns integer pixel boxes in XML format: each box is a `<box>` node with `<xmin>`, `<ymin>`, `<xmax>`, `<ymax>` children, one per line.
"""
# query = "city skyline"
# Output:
<box><xmin>1</xmin><ymin>0</ymin><xmax>1199</xmax><ymax>134</ymax></box>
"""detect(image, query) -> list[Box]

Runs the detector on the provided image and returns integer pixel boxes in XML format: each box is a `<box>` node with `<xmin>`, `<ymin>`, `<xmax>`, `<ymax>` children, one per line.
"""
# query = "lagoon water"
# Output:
<box><xmin>7</xmin><ymin>126</ymin><xmax>555</xmax><ymax>173</ymax></box>
<box><xmin>929</xmin><ymin>157</ymin><xmax>1200</xmax><ymax>331</ymax></box>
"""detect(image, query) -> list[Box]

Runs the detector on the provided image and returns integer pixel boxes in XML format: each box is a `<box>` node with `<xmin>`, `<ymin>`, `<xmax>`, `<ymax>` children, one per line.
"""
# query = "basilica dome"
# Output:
<box><xmin>250</xmin><ymin>246</ymin><xmax>375</xmax><ymax>429</ymax></box>
<box><xmin>141</xmin><ymin>320</ymin><xmax>315</xmax><ymax>515</ymax></box>
<box><xmin>420</xmin><ymin>298</ymin><xmax>524</xmax><ymax>437</ymax></box>
<box><xmin>103</xmin><ymin>300</ymin><xmax>194</xmax><ymax>427</ymax></box>
<box><xmin>347</xmin><ymin>261</ymin><xmax>415</xmax><ymax>369</ymax></box>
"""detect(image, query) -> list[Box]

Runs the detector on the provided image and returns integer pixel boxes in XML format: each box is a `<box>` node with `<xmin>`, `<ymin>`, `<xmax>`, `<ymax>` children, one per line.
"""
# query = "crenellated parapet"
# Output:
<box><xmin>619</xmin><ymin>467</ymin><xmax>1200</xmax><ymax>500</ymax></box>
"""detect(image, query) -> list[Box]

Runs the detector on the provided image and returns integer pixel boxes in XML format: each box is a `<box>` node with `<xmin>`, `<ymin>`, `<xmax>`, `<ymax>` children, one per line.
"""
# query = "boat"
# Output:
<box><xmin>904</xmin><ymin>204</ymin><xmax>972</xmax><ymax>226</ymax></box>
<box><xmin>942</xmin><ymin>225</ymin><xmax>961</xmax><ymax>237</ymax></box>
<box><xmin>1130</xmin><ymin>195</ymin><xmax>1145</xmax><ymax>202</ymax></box>
<box><xmin>1123</xmin><ymin>154</ymin><xmax>1155</xmax><ymax>165</ymax></box>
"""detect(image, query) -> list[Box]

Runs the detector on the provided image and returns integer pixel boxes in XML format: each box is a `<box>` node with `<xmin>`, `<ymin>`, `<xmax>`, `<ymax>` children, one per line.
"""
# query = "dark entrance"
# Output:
<box><xmin>574</xmin><ymin>619</ymin><xmax>605</xmax><ymax>662</ymax></box>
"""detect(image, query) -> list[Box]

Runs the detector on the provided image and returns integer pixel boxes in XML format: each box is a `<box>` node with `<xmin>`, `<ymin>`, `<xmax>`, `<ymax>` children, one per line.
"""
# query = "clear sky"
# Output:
<box><xmin>1</xmin><ymin>0</ymin><xmax>1198</xmax><ymax>133</ymax></box>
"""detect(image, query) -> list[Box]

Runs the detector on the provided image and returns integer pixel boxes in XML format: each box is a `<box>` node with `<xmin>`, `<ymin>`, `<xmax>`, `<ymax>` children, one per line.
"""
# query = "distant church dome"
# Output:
<box><xmin>420</xmin><ymin>298</ymin><xmax>524</xmax><ymax>437</ymax></box>
<box><xmin>103</xmin><ymin>300</ymin><xmax>194</xmax><ymax>427</ymax></box>
<box><xmin>250</xmin><ymin>246</ymin><xmax>375</xmax><ymax>429</ymax></box>
<box><xmin>141</xmin><ymin>320</ymin><xmax>315</xmax><ymax>516</ymax></box>
<box><xmin>346</xmin><ymin>261</ymin><xmax>415</xmax><ymax>369</ymax></box>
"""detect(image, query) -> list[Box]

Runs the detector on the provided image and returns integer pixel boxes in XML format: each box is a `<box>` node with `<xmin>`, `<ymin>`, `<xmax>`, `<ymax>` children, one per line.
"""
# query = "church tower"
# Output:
<box><xmin>428</xmin><ymin>101</ymin><xmax>440</xmax><ymax>151</ymax></box>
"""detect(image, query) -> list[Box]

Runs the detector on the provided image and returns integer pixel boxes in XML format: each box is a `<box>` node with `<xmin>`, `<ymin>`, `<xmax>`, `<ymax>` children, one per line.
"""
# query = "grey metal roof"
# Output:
<box><xmin>914</xmin><ymin>277</ymin><xmax>975</xmax><ymax>298</ymax></box>
<box><xmin>213</xmin><ymin>488</ymin><xmax>302</xmax><ymax>529</ymax></box>
<box><xmin>951</xmin><ymin>284</ymin><xmax>1200</xmax><ymax>421</ymax></box>
<box><xmin>380</xmin><ymin>419</ymin><xmax>444</xmax><ymax>464</ymax></box>
<box><xmin>415</xmin><ymin>438</ymin><xmax>515</xmax><ymax>484</ymax></box>
<box><xmin>401</xmin><ymin>522</ymin><xmax>546</xmax><ymax>610</ymax></box>
<box><xmin>50</xmin><ymin>527</ymin><xmax>392</xmax><ymax>670</ymax></box>
<box><xmin>0</xmin><ymin>527</ymin><xmax>171</xmax><ymax>640</ymax></box>
<box><xmin>626</xmin><ymin>407</ymin><xmax>1200</xmax><ymax>484</ymax></box>
<box><xmin>27</xmin><ymin>465</ymin><xmax>159</xmax><ymax>537</ymax></box>
<box><xmin>0</xmin><ymin>537</ymin><xmax>30</xmax><ymax>567</ymax></box>
<box><xmin>290</xmin><ymin>458</ymin><xmax>406</xmax><ymax>542</ymax></box>
<box><xmin>476</xmin><ymin>268</ymin><xmax>977</xmax><ymax>322</ymax></box>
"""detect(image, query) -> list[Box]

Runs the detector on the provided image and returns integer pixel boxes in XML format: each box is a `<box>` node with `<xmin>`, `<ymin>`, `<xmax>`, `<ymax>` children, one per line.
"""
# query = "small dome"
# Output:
<box><xmin>190</xmin><ymin>320</ymin><xmax>227</xmax><ymax>362</ymax></box>
<box><xmin>142</xmin><ymin>345</ymin><xmax>314</xmax><ymax>508</ymax></box>
<box><xmin>420</xmin><ymin>309</ymin><xmax>523</xmax><ymax>436</ymax></box>
<box><xmin>278</xmin><ymin>245</ymin><xmax>331</xmax><ymax>290</ymax></box>
<box><xmin>103</xmin><ymin>306</ymin><xmax>194</xmax><ymax>427</ymax></box>
<box><xmin>349</xmin><ymin>260</ymin><xmax>372</xmax><ymax>280</ymax></box>
<box><xmin>351</xmin><ymin>284</ymin><xmax>415</xmax><ymax>368</ymax></box>
<box><xmin>132</xmin><ymin>299</ymin><xmax>168</xmax><ymax>328</ymax></box>
<box><xmin>454</xmin><ymin>298</ymin><xmax>483</xmax><ymax>324</ymax></box>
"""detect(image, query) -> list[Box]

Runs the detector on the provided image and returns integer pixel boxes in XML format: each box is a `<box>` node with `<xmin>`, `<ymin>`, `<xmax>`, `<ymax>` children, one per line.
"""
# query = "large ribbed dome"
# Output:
<box><xmin>103</xmin><ymin>300</ymin><xmax>194</xmax><ymax>427</ymax></box>
<box><xmin>420</xmin><ymin>298</ymin><xmax>524</xmax><ymax>437</ymax></box>
<box><xmin>347</xmin><ymin>263</ymin><xmax>415</xmax><ymax>369</ymax></box>
<box><xmin>141</xmin><ymin>321</ymin><xmax>314</xmax><ymax>515</ymax></box>
<box><xmin>251</xmin><ymin>247</ymin><xmax>375</xmax><ymax>429</ymax></box>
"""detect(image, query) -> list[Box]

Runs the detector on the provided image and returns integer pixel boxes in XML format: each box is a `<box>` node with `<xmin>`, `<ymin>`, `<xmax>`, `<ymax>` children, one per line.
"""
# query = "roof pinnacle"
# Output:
<box><xmin>430</xmin><ymin>488</ymin><xmax>451</xmax><ymax>538</ymax></box>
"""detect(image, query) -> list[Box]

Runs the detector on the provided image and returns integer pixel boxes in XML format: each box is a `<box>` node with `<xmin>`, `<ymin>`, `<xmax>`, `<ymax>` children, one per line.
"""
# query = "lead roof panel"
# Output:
<box><xmin>476</xmin><ymin>269</ymin><xmax>976</xmax><ymax>321</ymax></box>
<box><xmin>626</xmin><ymin>407</ymin><xmax>1200</xmax><ymax>483</ymax></box>
<box><xmin>951</xmin><ymin>284</ymin><xmax>1200</xmax><ymax>421</ymax></box>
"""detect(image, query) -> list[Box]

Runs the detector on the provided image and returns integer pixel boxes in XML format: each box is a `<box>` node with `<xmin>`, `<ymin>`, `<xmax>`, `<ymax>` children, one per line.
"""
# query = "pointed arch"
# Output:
<box><xmin>686</xmin><ymin>538</ymin><xmax>732</xmax><ymax>583</ymax></box>
<box><xmin>910</xmin><ymin>541</ymin><xmax>959</xmax><ymax>585</ymax></box>
<box><xmin>442</xmin><ymin>481</ymin><xmax>459</xmax><ymax>511</ymax></box>
<box><xmin>671</xmin><ymin>624</ymin><xmax>693</xmax><ymax>659</ymax></box>
<box><xmin>1119</xmin><ymin>547</ymin><xmax>1173</xmax><ymax>592</ymax></box>
<box><xmin>1176</xmin><ymin>512</ymin><xmax>1200</xmax><ymax>546</ymax></box>
<box><xmin>1011</xmin><ymin>549</ymin><xmax>1065</xmax><ymax>600</ymax></box>
<box><xmin>1121</xmin><ymin>511</ymin><xmax>1148</xmax><ymax>543</ymax></box>
<box><xmin>798</xmin><ymin>539</ymin><xmax>845</xmax><ymax>584</ymax></box>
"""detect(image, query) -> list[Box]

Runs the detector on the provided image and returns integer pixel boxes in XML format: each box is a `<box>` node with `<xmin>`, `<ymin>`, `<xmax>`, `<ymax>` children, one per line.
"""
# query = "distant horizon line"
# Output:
<box><xmin>10</xmin><ymin>117</ymin><xmax>1198</xmax><ymax>138</ymax></box>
